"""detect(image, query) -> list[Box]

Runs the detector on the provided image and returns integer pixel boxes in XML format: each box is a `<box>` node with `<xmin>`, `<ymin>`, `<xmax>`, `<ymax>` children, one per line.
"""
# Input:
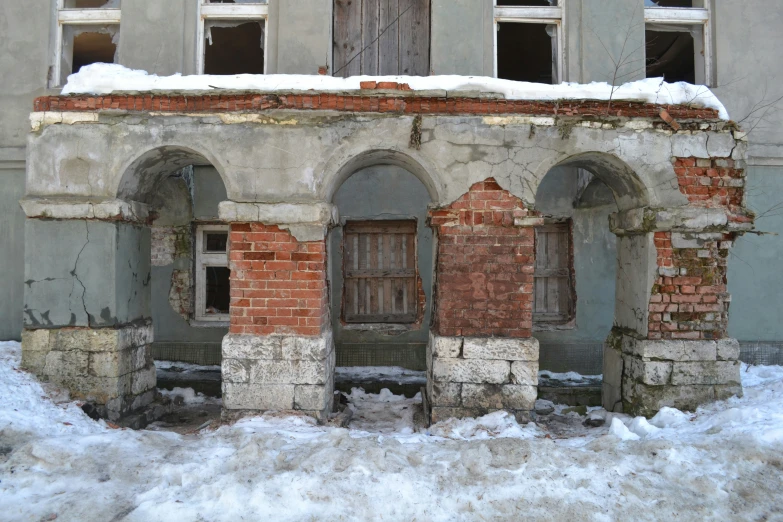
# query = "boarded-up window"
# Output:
<box><xmin>333</xmin><ymin>0</ymin><xmax>430</xmax><ymax>77</ymax></box>
<box><xmin>343</xmin><ymin>220</ymin><xmax>417</xmax><ymax>323</ymax></box>
<box><xmin>534</xmin><ymin>222</ymin><xmax>574</xmax><ymax>323</ymax></box>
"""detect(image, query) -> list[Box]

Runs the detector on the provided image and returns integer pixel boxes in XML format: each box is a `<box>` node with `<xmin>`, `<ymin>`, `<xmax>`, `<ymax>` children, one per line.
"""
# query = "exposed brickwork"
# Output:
<box><xmin>673</xmin><ymin>157</ymin><xmax>745</xmax><ymax>210</ymax></box>
<box><xmin>228</xmin><ymin>223</ymin><xmax>328</xmax><ymax>336</ymax></box>
<box><xmin>648</xmin><ymin>231</ymin><xmax>734</xmax><ymax>340</ymax></box>
<box><xmin>33</xmin><ymin>93</ymin><xmax>720</xmax><ymax>120</ymax></box>
<box><xmin>429</xmin><ymin>178</ymin><xmax>539</xmax><ymax>338</ymax></box>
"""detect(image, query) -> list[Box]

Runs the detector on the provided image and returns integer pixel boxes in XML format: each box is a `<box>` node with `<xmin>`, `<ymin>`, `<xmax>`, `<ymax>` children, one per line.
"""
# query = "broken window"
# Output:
<box><xmin>53</xmin><ymin>1</ymin><xmax>120</xmax><ymax>87</ymax></box>
<box><xmin>333</xmin><ymin>0</ymin><xmax>430</xmax><ymax>77</ymax></box>
<box><xmin>644</xmin><ymin>2</ymin><xmax>710</xmax><ymax>85</ymax></box>
<box><xmin>342</xmin><ymin>221</ymin><xmax>418</xmax><ymax>324</ymax></box>
<box><xmin>494</xmin><ymin>1</ymin><xmax>562</xmax><ymax>84</ymax></box>
<box><xmin>198</xmin><ymin>1</ymin><xmax>268</xmax><ymax>74</ymax></box>
<box><xmin>534</xmin><ymin>221</ymin><xmax>574</xmax><ymax>324</ymax></box>
<box><xmin>195</xmin><ymin>225</ymin><xmax>230</xmax><ymax>322</ymax></box>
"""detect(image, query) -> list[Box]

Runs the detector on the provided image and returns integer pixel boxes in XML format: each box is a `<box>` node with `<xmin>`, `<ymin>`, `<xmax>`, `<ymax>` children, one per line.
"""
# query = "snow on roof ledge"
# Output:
<box><xmin>61</xmin><ymin>63</ymin><xmax>730</xmax><ymax>120</ymax></box>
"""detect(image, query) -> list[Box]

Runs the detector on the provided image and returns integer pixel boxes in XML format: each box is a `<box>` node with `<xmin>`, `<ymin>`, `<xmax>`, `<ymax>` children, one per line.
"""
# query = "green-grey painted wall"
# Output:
<box><xmin>329</xmin><ymin>166</ymin><xmax>434</xmax><ymax>359</ymax></box>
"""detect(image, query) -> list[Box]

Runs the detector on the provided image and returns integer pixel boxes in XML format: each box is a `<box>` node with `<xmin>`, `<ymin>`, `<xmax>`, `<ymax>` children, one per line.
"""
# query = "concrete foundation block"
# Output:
<box><xmin>249</xmin><ymin>360</ymin><xmax>329</xmax><ymax>385</ymax></box>
<box><xmin>462</xmin><ymin>384</ymin><xmax>505</xmax><ymax>409</ymax></box>
<box><xmin>671</xmin><ymin>361</ymin><xmax>741</xmax><ymax>386</ymax></box>
<box><xmin>715</xmin><ymin>384</ymin><xmax>744</xmax><ymax>401</ymax></box>
<box><xmin>463</xmin><ymin>337</ymin><xmax>539</xmax><ymax>361</ymax></box>
<box><xmin>432</xmin><ymin>358</ymin><xmax>510</xmax><ymax>384</ymax></box>
<box><xmin>223</xmin><ymin>383</ymin><xmax>296</xmax><ymax>410</ymax></box>
<box><xmin>430</xmin><ymin>406</ymin><xmax>485</xmax><ymax>423</ymax></box>
<box><xmin>627</xmin><ymin>357</ymin><xmax>672</xmax><ymax>385</ymax></box>
<box><xmin>510</xmin><ymin>361</ymin><xmax>539</xmax><ymax>385</ymax></box>
<box><xmin>429</xmin><ymin>333</ymin><xmax>462</xmax><ymax>358</ymax></box>
<box><xmin>500</xmin><ymin>385</ymin><xmax>537</xmax><ymax>410</ymax></box>
<box><xmin>430</xmin><ymin>381</ymin><xmax>462</xmax><ymax>407</ymax></box>
<box><xmin>602</xmin><ymin>342</ymin><xmax>624</xmax><ymax>412</ymax></box>
<box><xmin>282</xmin><ymin>335</ymin><xmax>333</xmax><ymax>361</ymax></box>
<box><xmin>625</xmin><ymin>383</ymin><xmax>716</xmax><ymax>417</ymax></box>
<box><xmin>131</xmin><ymin>363</ymin><xmax>157</xmax><ymax>395</ymax></box>
<box><xmin>44</xmin><ymin>349</ymin><xmax>89</xmax><ymax>378</ymax></box>
<box><xmin>628</xmin><ymin>338</ymin><xmax>717</xmax><ymax>361</ymax></box>
<box><xmin>294</xmin><ymin>383</ymin><xmax>332</xmax><ymax>411</ymax></box>
<box><xmin>222</xmin><ymin>358</ymin><xmax>250</xmax><ymax>383</ymax></box>
<box><xmin>222</xmin><ymin>334</ymin><xmax>282</xmax><ymax>360</ymax></box>
<box><xmin>716</xmin><ymin>338</ymin><xmax>741</xmax><ymax>361</ymax></box>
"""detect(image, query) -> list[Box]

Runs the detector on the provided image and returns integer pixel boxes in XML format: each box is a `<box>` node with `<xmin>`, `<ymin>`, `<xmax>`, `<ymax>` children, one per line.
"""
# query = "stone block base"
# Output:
<box><xmin>603</xmin><ymin>329</ymin><xmax>742</xmax><ymax>417</ymax></box>
<box><xmin>425</xmin><ymin>333</ymin><xmax>539</xmax><ymax>423</ymax></box>
<box><xmin>21</xmin><ymin>322</ymin><xmax>155</xmax><ymax>421</ymax></box>
<box><xmin>221</xmin><ymin>331</ymin><xmax>335</xmax><ymax>421</ymax></box>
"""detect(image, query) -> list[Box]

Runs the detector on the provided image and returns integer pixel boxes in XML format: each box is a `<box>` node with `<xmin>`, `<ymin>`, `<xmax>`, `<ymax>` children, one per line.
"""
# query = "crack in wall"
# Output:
<box><xmin>68</xmin><ymin>220</ymin><xmax>92</xmax><ymax>326</ymax></box>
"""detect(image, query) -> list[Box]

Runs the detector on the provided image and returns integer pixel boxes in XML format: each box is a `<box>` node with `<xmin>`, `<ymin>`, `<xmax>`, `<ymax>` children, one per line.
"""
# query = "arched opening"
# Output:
<box><xmin>533</xmin><ymin>153</ymin><xmax>650</xmax><ymax>408</ymax></box>
<box><xmin>118</xmin><ymin>146</ymin><xmax>229</xmax><ymax>426</ymax></box>
<box><xmin>327</xmin><ymin>156</ymin><xmax>437</xmax><ymax>418</ymax></box>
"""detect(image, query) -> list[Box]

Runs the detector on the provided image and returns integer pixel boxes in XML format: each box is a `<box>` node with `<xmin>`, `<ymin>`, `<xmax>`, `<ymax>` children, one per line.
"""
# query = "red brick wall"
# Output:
<box><xmin>648</xmin><ymin>231</ymin><xmax>733</xmax><ymax>340</ymax></box>
<box><xmin>33</xmin><ymin>93</ymin><xmax>719</xmax><ymax>120</ymax></box>
<box><xmin>673</xmin><ymin>157</ymin><xmax>745</xmax><ymax>210</ymax></box>
<box><xmin>228</xmin><ymin>223</ymin><xmax>328</xmax><ymax>336</ymax></box>
<box><xmin>429</xmin><ymin>178</ymin><xmax>539</xmax><ymax>338</ymax></box>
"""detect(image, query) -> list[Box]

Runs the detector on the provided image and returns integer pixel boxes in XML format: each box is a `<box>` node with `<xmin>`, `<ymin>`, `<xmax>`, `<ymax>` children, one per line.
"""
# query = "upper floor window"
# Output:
<box><xmin>333</xmin><ymin>0</ymin><xmax>430</xmax><ymax>77</ymax></box>
<box><xmin>52</xmin><ymin>0</ymin><xmax>121</xmax><ymax>87</ymax></box>
<box><xmin>644</xmin><ymin>0</ymin><xmax>711</xmax><ymax>85</ymax></box>
<box><xmin>494</xmin><ymin>0</ymin><xmax>562</xmax><ymax>84</ymax></box>
<box><xmin>197</xmin><ymin>0</ymin><xmax>268</xmax><ymax>75</ymax></box>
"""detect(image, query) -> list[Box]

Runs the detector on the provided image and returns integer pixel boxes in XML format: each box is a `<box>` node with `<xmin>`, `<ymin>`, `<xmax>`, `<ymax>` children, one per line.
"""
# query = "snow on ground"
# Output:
<box><xmin>539</xmin><ymin>370</ymin><xmax>603</xmax><ymax>384</ymax></box>
<box><xmin>2</xmin><ymin>340</ymin><xmax>783</xmax><ymax>521</ymax></box>
<box><xmin>60</xmin><ymin>63</ymin><xmax>730</xmax><ymax>119</ymax></box>
<box><xmin>334</xmin><ymin>366</ymin><xmax>426</xmax><ymax>385</ymax></box>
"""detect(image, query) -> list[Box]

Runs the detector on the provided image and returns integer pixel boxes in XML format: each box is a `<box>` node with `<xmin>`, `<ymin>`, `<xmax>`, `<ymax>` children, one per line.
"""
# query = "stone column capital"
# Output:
<box><xmin>20</xmin><ymin>197</ymin><xmax>151</xmax><ymax>224</ymax></box>
<box><xmin>218</xmin><ymin>201</ymin><xmax>338</xmax><ymax>242</ymax></box>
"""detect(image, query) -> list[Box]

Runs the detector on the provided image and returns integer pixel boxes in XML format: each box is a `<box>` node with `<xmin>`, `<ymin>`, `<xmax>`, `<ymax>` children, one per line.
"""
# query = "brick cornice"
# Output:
<box><xmin>33</xmin><ymin>93</ymin><xmax>720</xmax><ymax>120</ymax></box>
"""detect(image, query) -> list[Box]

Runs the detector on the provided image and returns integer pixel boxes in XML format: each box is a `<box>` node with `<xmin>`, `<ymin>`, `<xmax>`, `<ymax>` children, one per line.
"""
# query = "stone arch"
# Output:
<box><xmin>116</xmin><ymin>145</ymin><xmax>230</xmax><ymax>204</ymax></box>
<box><xmin>320</xmin><ymin>147</ymin><xmax>443</xmax><ymax>204</ymax></box>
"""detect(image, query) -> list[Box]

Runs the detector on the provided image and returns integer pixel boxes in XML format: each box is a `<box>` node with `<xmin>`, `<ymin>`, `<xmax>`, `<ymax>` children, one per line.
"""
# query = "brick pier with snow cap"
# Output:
<box><xmin>21</xmin><ymin>65</ymin><xmax>753</xmax><ymax>421</ymax></box>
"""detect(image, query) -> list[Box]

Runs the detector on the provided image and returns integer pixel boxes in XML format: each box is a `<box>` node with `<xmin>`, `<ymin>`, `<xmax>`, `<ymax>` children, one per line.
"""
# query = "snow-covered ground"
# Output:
<box><xmin>60</xmin><ymin>63</ymin><xmax>730</xmax><ymax>119</ymax></box>
<box><xmin>2</xmin><ymin>340</ymin><xmax>783</xmax><ymax>521</ymax></box>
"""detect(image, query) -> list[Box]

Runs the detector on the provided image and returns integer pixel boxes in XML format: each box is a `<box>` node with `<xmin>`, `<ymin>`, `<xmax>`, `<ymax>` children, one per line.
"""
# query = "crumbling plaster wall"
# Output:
<box><xmin>27</xmin><ymin>112</ymin><xmax>729</xmax><ymax>212</ymax></box>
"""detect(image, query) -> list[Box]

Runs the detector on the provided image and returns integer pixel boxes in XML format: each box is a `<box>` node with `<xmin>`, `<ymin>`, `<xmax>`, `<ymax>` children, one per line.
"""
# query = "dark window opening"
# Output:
<box><xmin>343</xmin><ymin>220</ymin><xmax>418</xmax><ymax>324</ymax></box>
<box><xmin>72</xmin><ymin>31</ymin><xmax>116</xmax><ymax>74</ymax></box>
<box><xmin>496</xmin><ymin>1</ymin><xmax>557</xmax><ymax>6</ymax></box>
<box><xmin>497</xmin><ymin>22</ymin><xmax>555</xmax><ymax>84</ymax></box>
<box><xmin>204</xmin><ymin>22</ymin><xmax>264</xmax><ymax>75</ymax></box>
<box><xmin>646</xmin><ymin>30</ymin><xmax>695</xmax><ymax>84</ymax></box>
<box><xmin>204</xmin><ymin>232</ymin><xmax>228</xmax><ymax>253</ymax></box>
<box><xmin>205</xmin><ymin>266</ymin><xmax>231</xmax><ymax>315</ymax></box>
<box><xmin>534</xmin><ymin>221</ymin><xmax>574</xmax><ymax>324</ymax></box>
<box><xmin>645</xmin><ymin>0</ymin><xmax>693</xmax><ymax>7</ymax></box>
<box><xmin>64</xmin><ymin>0</ymin><xmax>120</xmax><ymax>7</ymax></box>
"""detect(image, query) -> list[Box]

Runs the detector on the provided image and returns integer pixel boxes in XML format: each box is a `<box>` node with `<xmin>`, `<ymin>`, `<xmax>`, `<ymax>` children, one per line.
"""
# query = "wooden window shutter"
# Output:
<box><xmin>343</xmin><ymin>220</ymin><xmax>418</xmax><ymax>323</ymax></box>
<box><xmin>333</xmin><ymin>0</ymin><xmax>431</xmax><ymax>77</ymax></box>
<box><xmin>533</xmin><ymin>222</ymin><xmax>574</xmax><ymax>323</ymax></box>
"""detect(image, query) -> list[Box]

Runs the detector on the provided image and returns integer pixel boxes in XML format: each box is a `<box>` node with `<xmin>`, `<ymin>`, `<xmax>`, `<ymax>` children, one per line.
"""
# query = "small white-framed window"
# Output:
<box><xmin>644</xmin><ymin>1</ymin><xmax>711</xmax><ymax>85</ymax></box>
<box><xmin>493</xmin><ymin>1</ymin><xmax>564</xmax><ymax>84</ymax></box>
<box><xmin>195</xmin><ymin>224</ymin><xmax>231</xmax><ymax>323</ymax></box>
<box><xmin>197</xmin><ymin>0</ymin><xmax>269</xmax><ymax>75</ymax></box>
<box><xmin>52</xmin><ymin>0</ymin><xmax>121</xmax><ymax>87</ymax></box>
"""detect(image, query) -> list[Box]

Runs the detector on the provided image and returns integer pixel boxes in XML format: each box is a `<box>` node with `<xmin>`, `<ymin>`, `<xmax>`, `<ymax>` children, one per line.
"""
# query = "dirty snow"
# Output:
<box><xmin>157</xmin><ymin>387</ymin><xmax>219</xmax><ymax>406</ymax></box>
<box><xmin>539</xmin><ymin>370</ymin><xmax>603</xmax><ymax>384</ymax></box>
<box><xmin>60</xmin><ymin>63</ymin><xmax>730</xmax><ymax>119</ymax></box>
<box><xmin>335</xmin><ymin>366</ymin><xmax>426</xmax><ymax>385</ymax></box>
<box><xmin>2</xmin><ymin>340</ymin><xmax>783</xmax><ymax>521</ymax></box>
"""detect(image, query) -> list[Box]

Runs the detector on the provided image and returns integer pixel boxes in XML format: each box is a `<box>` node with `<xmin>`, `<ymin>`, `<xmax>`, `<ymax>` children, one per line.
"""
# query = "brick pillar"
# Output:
<box><xmin>603</xmin><ymin>156</ymin><xmax>751</xmax><ymax>416</ymax></box>
<box><xmin>222</xmin><ymin>222</ymin><xmax>334</xmax><ymax>420</ymax></box>
<box><xmin>425</xmin><ymin>178</ymin><xmax>542</xmax><ymax>423</ymax></box>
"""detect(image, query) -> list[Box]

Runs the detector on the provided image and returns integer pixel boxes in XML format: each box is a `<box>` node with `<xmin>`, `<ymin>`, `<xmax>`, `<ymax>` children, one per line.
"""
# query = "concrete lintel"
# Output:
<box><xmin>30</xmin><ymin>111</ymin><xmax>101</xmax><ymax>132</ymax></box>
<box><xmin>609</xmin><ymin>207</ymin><xmax>750</xmax><ymax>235</ymax></box>
<box><xmin>219</xmin><ymin>201</ymin><xmax>338</xmax><ymax>241</ymax></box>
<box><xmin>20</xmin><ymin>197</ymin><xmax>151</xmax><ymax>223</ymax></box>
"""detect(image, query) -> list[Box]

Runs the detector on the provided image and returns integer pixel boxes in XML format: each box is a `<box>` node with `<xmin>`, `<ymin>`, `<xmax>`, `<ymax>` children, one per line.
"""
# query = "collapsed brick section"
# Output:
<box><xmin>673</xmin><ymin>157</ymin><xmax>746</xmax><ymax>211</ymax></box>
<box><xmin>429</xmin><ymin>178</ymin><xmax>541</xmax><ymax>338</ymax></box>
<box><xmin>228</xmin><ymin>223</ymin><xmax>328</xmax><ymax>336</ymax></box>
<box><xmin>33</xmin><ymin>93</ymin><xmax>720</xmax><ymax>120</ymax></box>
<box><xmin>649</xmin><ymin>231</ymin><xmax>734</xmax><ymax>341</ymax></box>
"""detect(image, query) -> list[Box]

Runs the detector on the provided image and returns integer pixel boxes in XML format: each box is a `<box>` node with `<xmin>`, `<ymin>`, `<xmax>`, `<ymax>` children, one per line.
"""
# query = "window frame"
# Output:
<box><xmin>196</xmin><ymin>1</ymin><xmax>269</xmax><ymax>75</ymax></box>
<box><xmin>341</xmin><ymin>219</ymin><xmax>419</xmax><ymax>325</ymax></box>
<box><xmin>644</xmin><ymin>4</ymin><xmax>712</xmax><ymax>86</ymax></box>
<box><xmin>52</xmin><ymin>0</ymin><xmax>121</xmax><ymax>88</ymax></box>
<box><xmin>493</xmin><ymin>2</ymin><xmax>565</xmax><ymax>84</ymax></box>
<box><xmin>533</xmin><ymin>218</ymin><xmax>575</xmax><ymax>327</ymax></box>
<box><xmin>194</xmin><ymin>224</ymin><xmax>230</xmax><ymax>323</ymax></box>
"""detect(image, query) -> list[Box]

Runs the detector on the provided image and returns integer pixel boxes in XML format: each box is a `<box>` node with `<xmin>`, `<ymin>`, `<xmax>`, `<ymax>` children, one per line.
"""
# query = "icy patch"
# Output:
<box><xmin>608</xmin><ymin>417</ymin><xmax>641</xmax><ymax>441</ymax></box>
<box><xmin>60</xmin><ymin>63</ymin><xmax>730</xmax><ymax>119</ymax></box>
<box><xmin>344</xmin><ymin>387</ymin><xmax>420</xmax><ymax>435</ymax></box>
<box><xmin>158</xmin><ymin>387</ymin><xmax>218</xmax><ymax>405</ymax></box>
<box><xmin>430</xmin><ymin>411</ymin><xmax>543</xmax><ymax>441</ymax></box>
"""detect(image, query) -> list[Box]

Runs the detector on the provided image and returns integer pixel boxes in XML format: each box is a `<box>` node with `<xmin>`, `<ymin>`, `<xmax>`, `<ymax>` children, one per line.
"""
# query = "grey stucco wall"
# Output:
<box><xmin>430</xmin><ymin>0</ymin><xmax>493</xmax><ymax>76</ymax></box>
<box><xmin>0</xmin><ymin>170</ymin><xmax>26</xmax><ymax>340</ymax></box>
<box><xmin>329</xmin><ymin>166</ymin><xmax>434</xmax><ymax>364</ymax></box>
<box><xmin>534</xmin><ymin>167</ymin><xmax>618</xmax><ymax>348</ymax></box>
<box><xmin>269</xmin><ymin>0</ymin><xmax>331</xmax><ymax>75</ymax></box>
